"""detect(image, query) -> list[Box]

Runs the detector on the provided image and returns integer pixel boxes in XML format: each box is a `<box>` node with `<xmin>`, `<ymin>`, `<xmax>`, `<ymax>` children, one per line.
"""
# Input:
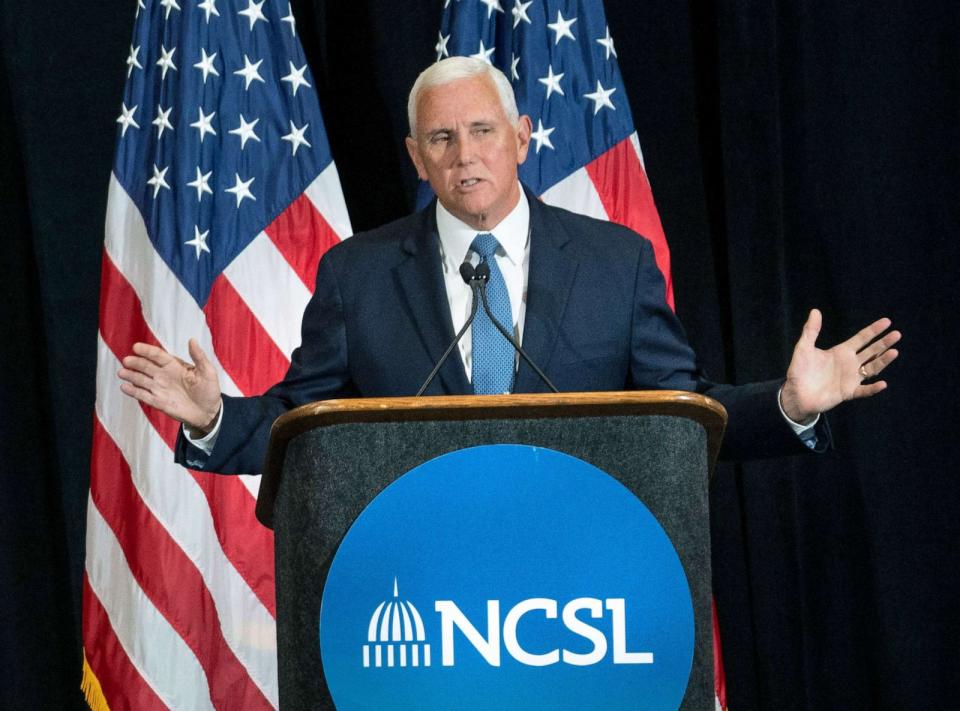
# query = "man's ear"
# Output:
<box><xmin>405</xmin><ymin>136</ymin><xmax>429</xmax><ymax>181</ymax></box>
<box><xmin>515</xmin><ymin>115</ymin><xmax>533</xmax><ymax>166</ymax></box>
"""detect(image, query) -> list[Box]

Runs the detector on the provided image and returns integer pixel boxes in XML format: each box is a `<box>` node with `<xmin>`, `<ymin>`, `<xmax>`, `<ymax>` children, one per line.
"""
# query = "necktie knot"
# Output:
<box><xmin>471</xmin><ymin>233</ymin><xmax>500</xmax><ymax>261</ymax></box>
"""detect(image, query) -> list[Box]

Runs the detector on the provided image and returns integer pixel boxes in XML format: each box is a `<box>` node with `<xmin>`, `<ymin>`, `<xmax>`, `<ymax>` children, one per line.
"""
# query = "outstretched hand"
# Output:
<box><xmin>779</xmin><ymin>309</ymin><xmax>900</xmax><ymax>424</ymax></box>
<box><xmin>118</xmin><ymin>339</ymin><xmax>222</xmax><ymax>435</ymax></box>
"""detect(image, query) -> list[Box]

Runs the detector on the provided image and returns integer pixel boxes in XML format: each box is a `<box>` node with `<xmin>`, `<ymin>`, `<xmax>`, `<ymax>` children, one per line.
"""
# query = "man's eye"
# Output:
<box><xmin>429</xmin><ymin>133</ymin><xmax>450</xmax><ymax>145</ymax></box>
<box><xmin>472</xmin><ymin>127</ymin><xmax>492</xmax><ymax>136</ymax></box>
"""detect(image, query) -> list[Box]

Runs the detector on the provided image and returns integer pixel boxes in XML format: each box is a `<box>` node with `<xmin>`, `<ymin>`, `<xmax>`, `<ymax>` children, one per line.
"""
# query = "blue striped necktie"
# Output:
<box><xmin>470</xmin><ymin>233</ymin><xmax>514</xmax><ymax>395</ymax></box>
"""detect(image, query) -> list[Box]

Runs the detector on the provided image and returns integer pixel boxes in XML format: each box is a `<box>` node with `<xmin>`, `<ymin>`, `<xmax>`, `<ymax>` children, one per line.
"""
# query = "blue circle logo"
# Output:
<box><xmin>320</xmin><ymin>445</ymin><xmax>694</xmax><ymax>710</ymax></box>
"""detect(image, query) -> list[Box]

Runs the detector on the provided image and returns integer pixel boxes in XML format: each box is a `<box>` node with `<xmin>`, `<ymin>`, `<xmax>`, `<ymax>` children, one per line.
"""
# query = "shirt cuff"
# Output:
<box><xmin>777</xmin><ymin>387</ymin><xmax>820</xmax><ymax>449</ymax></box>
<box><xmin>182</xmin><ymin>401</ymin><xmax>224</xmax><ymax>456</ymax></box>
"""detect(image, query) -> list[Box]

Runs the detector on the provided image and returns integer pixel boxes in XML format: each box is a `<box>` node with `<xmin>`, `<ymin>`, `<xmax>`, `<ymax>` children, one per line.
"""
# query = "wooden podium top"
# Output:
<box><xmin>262</xmin><ymin>389</ymin><xmax>727</xmax><ymax>486</ymax></box>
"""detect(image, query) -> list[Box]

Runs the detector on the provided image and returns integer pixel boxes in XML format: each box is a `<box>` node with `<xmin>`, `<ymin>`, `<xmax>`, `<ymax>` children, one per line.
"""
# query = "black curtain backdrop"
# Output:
<box><xmin>2</xmin><ymin>1</ymin><xmax>957</xmax><ymax>708</ymax></box>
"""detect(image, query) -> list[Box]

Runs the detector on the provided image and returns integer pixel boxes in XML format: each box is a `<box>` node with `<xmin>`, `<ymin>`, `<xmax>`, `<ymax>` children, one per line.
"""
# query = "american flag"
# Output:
<box><xmin>429</xmin><ymin>0</ymin><xmax>732</xmax><ymax>707</ymax></box>
<box><xmin>82</xmin><ymin>0</ymin><xmax>350</xmax><ymax>708</ymax></box>
<box><xmin>426</xmin><ymin>0</ymin><xmax>673</xmax><ymax>307</ymax></box>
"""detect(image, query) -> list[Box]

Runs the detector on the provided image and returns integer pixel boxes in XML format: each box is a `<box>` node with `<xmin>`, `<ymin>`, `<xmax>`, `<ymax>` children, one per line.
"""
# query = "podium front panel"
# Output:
<box><xmin>272</xmin><ymin>414</ymin><xmax>713</xmax><ymax>710</ymax></box>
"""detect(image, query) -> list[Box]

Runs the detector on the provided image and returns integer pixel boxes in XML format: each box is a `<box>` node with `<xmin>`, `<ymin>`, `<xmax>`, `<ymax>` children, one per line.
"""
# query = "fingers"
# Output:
<box><xmin>856</xmin><ymin>325</ymin><xmax>901</xmax><ymax>383</ymax></box>
<box><xmin>850</xmin><ymin>317</ymin><xmax>893</xmax><ymax>353</ymax></box>
<box><xmin>860</xmin><ymin>348</ymin><xmax>899</xmax><ymax>380</ymax></box>
<box><xmin>126</xmin><ymin>340</ymin><xmax>206</xmax><ymax>375</ymax></box>
<box><xmin>852</xmin><ymin>380</ymin><xmax>888</xmax><ymax>400</ymax></box>
<box><xmin>131</xmin><ymin>341</ymin><xmax>175</xmax><ymax>366</ymax></box>
<box><xmin>858</xmin><ymin>329</ymin><xmax>902</xmax><ymax>361</ymax></box>
<box><xmin>120</xmin><ymin>354</ymin><xmax>162</xmax><ymax>378</ymax></box>
<box><xmin>119</xmin><ymin>377</ymin><xmax>191</xmax><ymax>425</ymax></box>
<box><xmin>119</xmin><ymin>380</ymin><xmax>159</xmax><ymax>408</ymax></box>
<box><xmin>120</xmin><ymin>342</ymin><xmax>190</xmax><ymax>402</ymax></box>
<box><xmin>187</xmin><ymin>338</ymin><xmax>212</xmax><ymax>373</ymax></box>
<box><xmin>117</xmin><ymin>366</ymin><xmax>160</xmax><ymax>392</ymax></box>
<box><xmin>119</xmin><ymin>345</ymin><xmax>167</xmax><ymax>406</ymax></box>
<box><xmin>799</xmin><ymin>308</ymin><xmax>823</xmax><ymax>347</ymax></box>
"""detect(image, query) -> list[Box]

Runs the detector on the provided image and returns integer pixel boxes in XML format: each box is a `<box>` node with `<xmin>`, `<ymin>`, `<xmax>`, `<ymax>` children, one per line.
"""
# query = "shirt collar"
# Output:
<box><xmin>435</xmin><ymin>185</ymin><xmax>530</xmax><ymax>267</ymax></box>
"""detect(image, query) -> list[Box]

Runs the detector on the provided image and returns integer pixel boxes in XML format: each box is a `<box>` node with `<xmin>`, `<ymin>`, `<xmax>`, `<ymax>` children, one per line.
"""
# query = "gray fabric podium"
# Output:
<box><xmin>256</xmin><ymin>391</ymin><xmax>727</xmax><ymax>710</ymax></box>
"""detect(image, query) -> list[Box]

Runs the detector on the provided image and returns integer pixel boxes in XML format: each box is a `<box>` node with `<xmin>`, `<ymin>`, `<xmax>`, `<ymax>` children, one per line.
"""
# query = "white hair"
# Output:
<box><xmin>407</xmin><ymin>56</ymin><xmax>520</xmax><ymax>137</ymax></box>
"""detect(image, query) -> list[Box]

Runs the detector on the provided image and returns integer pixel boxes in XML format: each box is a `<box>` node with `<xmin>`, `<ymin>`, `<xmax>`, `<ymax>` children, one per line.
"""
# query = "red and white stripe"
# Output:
<box><xmin>84</xmin><ymin>163</ymin><xmax>350</xmax><ymax>709</ymax></box>
<box><xmin>540</xmin><ymin>132</ymin><xmax>674</xmax><ymax>308</ymax></box>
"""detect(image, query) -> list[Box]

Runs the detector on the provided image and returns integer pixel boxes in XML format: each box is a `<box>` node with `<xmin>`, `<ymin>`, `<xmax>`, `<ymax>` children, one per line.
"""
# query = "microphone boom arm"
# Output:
<box><xmin>415</xmin><ymin>260</ymin><xmax>559</xmax><ymax>396</ymax></box>
<box><xmin>476</xmin><ymin>280</ymin><xmax>559</xmax><ymax>394</ymax></box>
<box><xmin>414</xmin><ymin>268</ymin><xmax>482</xmax><ymax>396</ymax></box>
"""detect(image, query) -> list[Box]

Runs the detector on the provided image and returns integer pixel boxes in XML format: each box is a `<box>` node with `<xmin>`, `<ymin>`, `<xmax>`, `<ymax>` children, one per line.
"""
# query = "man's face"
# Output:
<box><xmin>405</xmin><ymin>74</ymin><xmax>532</xmax><ymax>231</ymax></box>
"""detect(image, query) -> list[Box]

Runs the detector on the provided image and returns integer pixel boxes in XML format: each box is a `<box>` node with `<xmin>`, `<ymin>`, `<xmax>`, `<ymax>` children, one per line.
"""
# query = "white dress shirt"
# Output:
<box><xmin>435</xmin><ymin>187</ymin><xmax>530</xmax><ymax>382</ymax></box>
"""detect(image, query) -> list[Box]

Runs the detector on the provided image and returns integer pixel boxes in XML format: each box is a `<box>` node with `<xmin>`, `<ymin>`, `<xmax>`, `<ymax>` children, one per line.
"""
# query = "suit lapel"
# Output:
<box><xmin>515</xmin><ymin>194</ymin><xmax>579</xmax><ymax>393</ymax></box>
<box><xmin>393</xmin><ymin>207</ymin><xmax>471</xmax><ymax>395</ymax></box>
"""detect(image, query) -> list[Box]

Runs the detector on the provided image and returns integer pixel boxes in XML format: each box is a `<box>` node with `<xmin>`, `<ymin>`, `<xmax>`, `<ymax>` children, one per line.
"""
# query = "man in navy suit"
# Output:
<box><xmin>118</xmin><ymin>57</ymin><xmax>900</xmax><ymax>475</ymax></box>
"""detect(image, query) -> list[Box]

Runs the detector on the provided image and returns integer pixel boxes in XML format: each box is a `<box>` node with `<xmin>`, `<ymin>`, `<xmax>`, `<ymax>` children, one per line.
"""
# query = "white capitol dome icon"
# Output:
<box><xmin>362</xmin><ymin>578</ymin><xmax>431</xmax><ymax>668</ymax></box>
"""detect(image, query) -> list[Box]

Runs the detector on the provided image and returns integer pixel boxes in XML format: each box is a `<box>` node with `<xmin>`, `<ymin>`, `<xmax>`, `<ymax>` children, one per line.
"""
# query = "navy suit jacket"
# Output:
<box><xmin>177</xmin><ymin>192</ymin><xmax>823</xmax><ymax>474</ymax></box>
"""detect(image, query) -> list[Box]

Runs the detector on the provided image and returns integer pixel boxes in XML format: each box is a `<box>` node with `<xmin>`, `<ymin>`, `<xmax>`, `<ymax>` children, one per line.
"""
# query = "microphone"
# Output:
<box><xmin>459</xmin><ymin>261</ymin><xmax>476</xmax><ymax>284</ymax></box>
<box><xmin>472</xmin><ymin>262</ymin><xmax>559</xmax><ymax>394</ymax></box>
<box><xmin>415</xmin><ymin>261</ymin><xmax>483</xmax><ymax>396</ymax></box>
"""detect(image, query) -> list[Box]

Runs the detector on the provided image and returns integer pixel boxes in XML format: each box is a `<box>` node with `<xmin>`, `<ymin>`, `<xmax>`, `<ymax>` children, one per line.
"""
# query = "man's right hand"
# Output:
<box><xmin>118</xmin><ymin>338</ymin><xmax>222</xmax><ymax>436</ymax></box>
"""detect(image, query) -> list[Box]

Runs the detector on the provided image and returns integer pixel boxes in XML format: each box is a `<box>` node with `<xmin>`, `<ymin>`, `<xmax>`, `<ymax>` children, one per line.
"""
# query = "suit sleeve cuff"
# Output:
<box><xmin>777</xmin><ymin>387</ymin><xmax>820</xmax><ymax>448</ymax></box>
<box><xmin>182</xmin><ymin>401</ymin><xmax>224</xmax><ymax>456</ymax></box>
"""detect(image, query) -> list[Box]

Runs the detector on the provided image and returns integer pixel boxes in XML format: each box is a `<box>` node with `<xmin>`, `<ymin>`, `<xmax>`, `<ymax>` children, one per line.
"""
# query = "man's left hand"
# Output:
<box><xmin>780</xmin><ymin>309</ymin><xmax>901</xmax><ymax>424</ymax></box>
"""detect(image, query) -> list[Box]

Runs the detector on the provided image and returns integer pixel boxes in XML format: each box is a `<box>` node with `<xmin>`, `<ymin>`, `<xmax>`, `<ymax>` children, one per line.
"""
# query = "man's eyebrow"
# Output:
<box><xmin>424</xmin><ymin>120</ymin><xmax>496</xmax><ymax>137</ymax></box>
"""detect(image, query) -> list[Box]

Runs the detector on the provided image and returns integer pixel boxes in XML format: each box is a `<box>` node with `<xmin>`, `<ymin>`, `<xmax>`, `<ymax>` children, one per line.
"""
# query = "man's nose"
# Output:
<box><xmin>454</xmin><ymin>134</ymin><xmax>475</xmax><ymax>165</ymax></box>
